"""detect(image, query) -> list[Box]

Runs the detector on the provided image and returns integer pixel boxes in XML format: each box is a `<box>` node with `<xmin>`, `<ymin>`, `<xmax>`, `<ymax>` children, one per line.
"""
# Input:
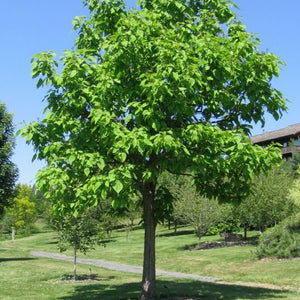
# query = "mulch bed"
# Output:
<box><xmin>184</xmin><ymin>240</ymin><xmax>252</xmax><ymax>251</ymax></box>
<box><xmin>52</xmin><ymin>273</ymin><xmax>101</xmax><ymax>284</ymax></box>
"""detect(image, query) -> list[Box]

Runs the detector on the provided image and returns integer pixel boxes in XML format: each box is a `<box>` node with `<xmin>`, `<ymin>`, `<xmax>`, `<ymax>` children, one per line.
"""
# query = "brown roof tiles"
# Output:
<box><xmin>251</xmin><ymin>123</ymin><xmax>300</xmax><ymax>144</ymax></box>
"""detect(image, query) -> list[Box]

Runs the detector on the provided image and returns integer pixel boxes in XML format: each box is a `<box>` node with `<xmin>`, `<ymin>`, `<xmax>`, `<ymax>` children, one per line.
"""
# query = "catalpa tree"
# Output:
<box><xmin>22</xmin><ymin>0</ymin><xmax>287</xmax><ymax>299</ymax></box>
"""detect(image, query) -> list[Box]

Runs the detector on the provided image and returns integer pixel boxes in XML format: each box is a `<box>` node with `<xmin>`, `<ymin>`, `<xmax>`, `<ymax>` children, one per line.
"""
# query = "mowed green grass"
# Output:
<box><xmin>0</xmin><ymin>223</ymin><xmax>300</xmax><ymax>299</ymax></box>
<box><xmin>57</xmin><ymin>224</ymin><xmax>300</xmax><ymax>289</ymax></box>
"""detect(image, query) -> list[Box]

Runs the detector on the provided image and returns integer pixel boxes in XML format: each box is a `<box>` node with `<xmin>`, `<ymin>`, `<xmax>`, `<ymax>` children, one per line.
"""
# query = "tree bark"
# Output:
<box><xmin>74</xmin><ymin>246</ymin><xmax>77</xmax><ymax>280</ymax></box>
<box><xmin>243</xmin><ymin>225</ymin><xmax>247</xmax><ymax>240</ymax></box>
<box><xmin>197</xmin><ymin>228</ymin><xmax>202</xmax><ymax>248</ymax></box>
<box><xmin>140</xmin><ymin>182</ymin><xmax>156</xmax><ymax>300</ymax></box>
<box><xmin>12</xmin><ymin>228</ymin><xmax>15</xmax><ymax>242</ymax></box>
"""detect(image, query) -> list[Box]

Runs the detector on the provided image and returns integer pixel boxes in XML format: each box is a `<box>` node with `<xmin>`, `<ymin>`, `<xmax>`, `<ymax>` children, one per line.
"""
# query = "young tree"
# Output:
<box><xmin>123</xmin><ymin>196</ymin><xmax>142</xmax><ymax>230</ymax></box>
<box><xmin>172</xmin><ymin>176</ymin><xmax>222</xmax><ymax>246</ymax></box>
<box><xmin>55</xmin><ymin>208</ymin><xmax>104</xmax><ymax>280</ymax></box>
<box><xmin>0</xmin><ymin>103</ymin><xmax>18</xmax><ymax>217</ymax></box>
<box><xmin>237</xmin><ymin>165</ymin><xmax>295</xmax><ymax>234</ymax></box>
<box><xmin>22</xmin><ymin>1</ymin><xmax>287</xmax><ymax>299</ymax></box>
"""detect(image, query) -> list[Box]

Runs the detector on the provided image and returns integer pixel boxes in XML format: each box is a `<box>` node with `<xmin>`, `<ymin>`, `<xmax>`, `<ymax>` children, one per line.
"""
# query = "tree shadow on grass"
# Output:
<box><xmin>47</xmin><ymin>241</ymin><xmax>59</xmax><ymax>245</ymax></box>
<box><xmin>156</xmin><ymin>229</ymin><xmax>195</xmax><ymax>238</ymax></box>
<box><xmin>0</xmin><ymin>257</ymin><xmax>37</xmax><ymax>263</ymax></box>
<box><xmin>57</xmin><ymin>278</ymin><xmax>291</xmax><ymax>300</ymax></box>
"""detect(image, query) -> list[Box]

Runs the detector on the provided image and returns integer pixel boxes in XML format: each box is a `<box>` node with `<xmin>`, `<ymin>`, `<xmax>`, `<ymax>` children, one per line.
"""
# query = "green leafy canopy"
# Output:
<box><xmin>22</xmin><ymin>0</ymin><xmax>286</xmax><ymax>215</ymax></box>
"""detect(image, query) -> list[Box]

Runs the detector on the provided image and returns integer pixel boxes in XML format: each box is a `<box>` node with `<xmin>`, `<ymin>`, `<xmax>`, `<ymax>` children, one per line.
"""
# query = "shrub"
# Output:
<box><xmin>206</xmin><ymin>220</ymin><xmax>240</xmax><ymax>236</ymax></box>
<box><xmin>256</xmin><ymin>213</ymin><xmax>300</xmax><ymax>259</ymax></box>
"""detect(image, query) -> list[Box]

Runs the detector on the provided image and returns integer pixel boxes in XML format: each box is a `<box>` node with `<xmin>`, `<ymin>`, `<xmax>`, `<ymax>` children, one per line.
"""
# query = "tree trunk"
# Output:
<box><xmin>11</xmin><ymin>228</ymin><xmax>15</xmax><ymax>242</ymax></box>
<box><xmin>243</xmin><ymin>225</ymin><xmax>247</xmax><ymax>240</ymax></box>
<box><xmin>130</xmin><ymin>217</ymin><xmax>134</xmax><ymax>229</ymax></box>
<box><xmin>259</xmin><ymin>225</ymin><xmax>265</xmax><ymax>233</ymax></box>
<box><xmin>197</xmin><ymin>228</ymin><xmax>202</xmax><ymax>248</ymax></box>
<box><xmin>74</xmin><ymin>246</ymin><xmax>77</xmax><ymax>280</ymax></box>
<box><xmin>141</xmin><ymin>182</ymin><xmax>156</xmax><ymax>300</ymax></box>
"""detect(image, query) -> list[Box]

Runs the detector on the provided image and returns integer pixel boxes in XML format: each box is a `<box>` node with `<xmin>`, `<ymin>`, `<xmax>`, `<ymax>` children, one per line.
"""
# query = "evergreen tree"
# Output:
<box><xmin>0</xmin><ymin>103</ymin><xmax>18</xmax><ymax>217</ymax></box>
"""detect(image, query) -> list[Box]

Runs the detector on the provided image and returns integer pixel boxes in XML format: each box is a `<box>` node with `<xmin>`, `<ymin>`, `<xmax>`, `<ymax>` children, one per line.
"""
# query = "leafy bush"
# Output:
<box><xmin>256</xmin><ymin>213</ymin><xmax>300</xmax><ymax>259</ymax></box>
<box><xmin>206</xmin><ymin>220</ymin><xmax>240</xmax><ymax>236</ymax></box>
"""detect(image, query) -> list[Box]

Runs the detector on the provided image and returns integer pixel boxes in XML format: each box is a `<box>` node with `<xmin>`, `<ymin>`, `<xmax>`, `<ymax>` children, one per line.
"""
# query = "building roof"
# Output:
<box><xmin>251</xmin><ymin>123</ymin><xmax>300</xmax><ymax>144</ymax></box>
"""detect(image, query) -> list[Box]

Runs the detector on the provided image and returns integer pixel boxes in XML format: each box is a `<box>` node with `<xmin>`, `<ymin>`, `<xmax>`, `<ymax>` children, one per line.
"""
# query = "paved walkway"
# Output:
<box><xmin>30</xmin><ymin>251</ymin><xmax>219</xmax><ymax>283</ymax></box>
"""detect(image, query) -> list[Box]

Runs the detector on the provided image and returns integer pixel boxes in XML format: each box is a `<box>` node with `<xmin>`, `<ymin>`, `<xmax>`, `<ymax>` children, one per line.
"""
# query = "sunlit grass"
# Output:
<box><xmin>0</xmin><ymin>222</ymin><xmax>299</xmax><ymax>299</ymax></box>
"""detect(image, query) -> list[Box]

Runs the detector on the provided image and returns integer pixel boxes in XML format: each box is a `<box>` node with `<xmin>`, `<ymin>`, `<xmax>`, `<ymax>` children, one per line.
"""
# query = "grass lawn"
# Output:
<box><xmin>0</xmin><ymin>223</ymin><xmax>299</xmax><ymax>299</ymax></box>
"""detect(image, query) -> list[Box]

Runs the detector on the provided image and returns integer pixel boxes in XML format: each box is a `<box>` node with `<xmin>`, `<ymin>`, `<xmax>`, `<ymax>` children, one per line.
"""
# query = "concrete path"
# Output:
<box><xmin>30</xmin><ymin>251</ymin><xmax>219</xmax><ymax>283</ymax></box>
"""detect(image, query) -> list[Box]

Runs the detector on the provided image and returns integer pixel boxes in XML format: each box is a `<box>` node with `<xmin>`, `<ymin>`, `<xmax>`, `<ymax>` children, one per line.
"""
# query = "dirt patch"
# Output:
<box><xmin>52</xmin><ymin>279</ymin><xmax>101</xmax><ymax>284</ymax></box>
<box><xmin>260</xmin><ymin>257</ymin><xmax>300</xmax><ymax>262</ymax></box>
<box><xmin>51</xmin><ymin>273</ymin><xmax>101</xmax><ymax>284</ymax></box>
<box><xmin>184</xmin><ymin>241</ymin><xmax>253</xmax><ymax>251</ymax></box>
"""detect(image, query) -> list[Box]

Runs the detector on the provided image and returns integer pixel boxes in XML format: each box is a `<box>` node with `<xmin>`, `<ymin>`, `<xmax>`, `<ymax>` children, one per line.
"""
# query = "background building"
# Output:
<box><xmin>251</xmin><ymin>123</ymin><xmax>300</xmax><ymax>158</ymax></box>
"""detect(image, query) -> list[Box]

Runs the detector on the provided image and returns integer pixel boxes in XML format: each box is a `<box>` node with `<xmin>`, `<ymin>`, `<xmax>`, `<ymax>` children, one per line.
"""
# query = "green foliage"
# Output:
<box><xmin>54</xmin><ymin>205</ymin><xmax>106</xmax><ymax>279</ymax></box>
<box><xmin>212</xmin><ymin>203</ymin><xmax>240</xmax><ymax>234</ymax></box>
<box><xmin>31</xmin><ymin>186</ymin><xmax>52</xmax><ymax>219</ymax></box>
<box><xmin>283</xmin><ymin>140</ymin><xmax>300</xmax><ymax>173</ymax></box>
<box><xmin>171</xmin><ymin>175</ymin><xmax>222</xmax><ymax>242</ymax></box>
<box><xmin>22</xmin><ymin>0</ymin><xmax>287</xmax><ymax>214</ymax></box>
<box><xmin>256</xmin><ymin>213</ymin><xmax>300</xmax><ymax>259</ymax></box>
<box><xmin>55</xmin><ymin>207</ymin><xmax>104</xmax><ymax>255</ymax></box>
<box><xmin>287</xmin><ymin>167</ymin><xmax>300</xmax><ymax>211</ymax></box>
<box><xmin>160</xmin><ymin>172</ymin><xmax>239</xmax><ymax>237</ymax></box>
<box><xmin>236</xmin><ymin>165</ymin><xmax>295</xmax><ymax>232</ymax></box>
<box><xmin>206</xmin><ymin>217</ymin><xmax>240</xmax><ymax>236</ymax></box>
<box><xmin>0</xmin><ymin>103</ymin><xmax>18</xmax><ymax>216</ymax></box>
<box><xmin>123</xmin><ymin>196</ymin><xmax>142</xmax><ymax>228</ymax></box>
<box><xmin>0</xmin><ymin>211</ymin><xmax>14</xmax><ymax>234</ymax></box>
<box><xmin>90</xmin><ymin>199</ymin><xmax>120</xmax><ymax>239</ymax></box>
<box><xmin>154</xmin><ymin>187</ymin><xmax>174</xmax><ymax>225</ymax></box>
<box><xmin>5</xmin><ymin>184</ymin><xmax>36</xmax><ymax>232</ymax></box>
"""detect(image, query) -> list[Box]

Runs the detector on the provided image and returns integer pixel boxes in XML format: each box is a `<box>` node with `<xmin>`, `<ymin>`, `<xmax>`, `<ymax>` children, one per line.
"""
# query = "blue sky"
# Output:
<box><xmin>1</xmin><ymin>0</ymin><xmax>299</xmax><ymax>185</ymax></box>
